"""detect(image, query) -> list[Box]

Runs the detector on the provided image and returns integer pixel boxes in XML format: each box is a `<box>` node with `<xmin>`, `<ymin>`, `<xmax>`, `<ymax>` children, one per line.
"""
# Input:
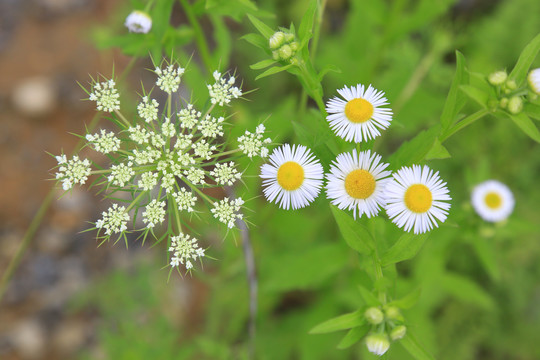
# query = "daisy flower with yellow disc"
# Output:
<box><xmin>471</xmin><ymin>180</ymin><xmax>514</xmax><ymax>222</ymax></box>
<box><xmin>385</xmin><ymin>165</ymin><xmax>451</xmax><ymax>234</ymax></box>
<box><xmin>260</xmin><ymin>144</ymin><xmax>324</xmax><ymax>210</ymax></box>
<box><xmin>326</xmin><ymin>150</ymin><xmax>392</xmax><ymax>218</ymax></box>
<box><xmin>325</xmin><ymin>84</ymin><xmax>393</xmax><ymax>143</ymax></box>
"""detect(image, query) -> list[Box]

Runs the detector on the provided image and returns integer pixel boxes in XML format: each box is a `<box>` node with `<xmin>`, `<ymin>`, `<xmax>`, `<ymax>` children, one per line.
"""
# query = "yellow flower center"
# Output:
<box><xmin>277</xmin><ymin>161</ymin><xmax>304</xmax><ymax>191</ymax></box>
<box><xmin>404</xmin><ymin>184</ymin><xmax>433</xmax><ymax>213</ymax></box>
<box><xmin>344</xmin><ymin>98</ymin><xmax>374</xmax><ymax>123</ymax></box>
<box><xmin>344</xmin><ymin>169</ymin><xmax>376</xmax><ymax>199</ymax></box>
<box><xmin>484</xmin><ymin>192</ymin><xmax>502</xmax><ymax>209</ymax></box>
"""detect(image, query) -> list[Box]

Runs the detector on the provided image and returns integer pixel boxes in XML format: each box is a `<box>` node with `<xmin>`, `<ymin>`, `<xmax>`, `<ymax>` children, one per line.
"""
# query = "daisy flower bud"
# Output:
<box><xmin>390</xmin><ymin>325</ymin><xmax>407</xmax><ymax>341</ymax></box>
<box><xmin>124</xmin><ymin>10</ymin><xmax>152</xmax><ymax>34</ymax></box>
<box><xmin>269</xmin><ymin>31</ymin><xmax>285</xmax><ymax>50</ymax></box>
<box><xmin>488</xmin><ymin>71</ymin><xmax>507</xmax><ymax>86</ymax></box>
<box><xmin>528</xmin><ymin>68</ymin><xmax>540</xmax><ymax>95</ymax></box>
<box><xmin>365</xmin><ymin>333</ymin><xmax>390</xmax><ymax>356</ymax></box>
<box><xmin>364</xmin><ymin>307</ymin><xmax>384</xmax><ymax>325</ymax></box>
<box><xmin>507</xmin><ymin>96</ymin><xmax>523</xmax><ymax>114</ymax></box>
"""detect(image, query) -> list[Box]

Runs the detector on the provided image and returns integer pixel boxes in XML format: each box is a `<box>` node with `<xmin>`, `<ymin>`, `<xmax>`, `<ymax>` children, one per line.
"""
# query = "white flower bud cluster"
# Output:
<box><xmin>208</xmin><ymin>71</ymin><xmax>242</xmax><ymax>106</ymax></box>
<box><xmin>142</xmin><ymin>199</ymin><xmax>166</xmax><ymax>228</ymax></box>
<box><xmin>89</xmin><ymin>79</ymin><xmax>120</xmax><ymax>112</ymax></box>
<box><xmin>55</xmin><ymin>155</ymin><xmax>92</xmax><ymax>191</ymax></box>
<box><xmin>237</xmin><ymin>124</ymin><xmax>272</xmax><ymax>158</ymax></box>
<box><xmin>96</xmin><ymin>203</ymin><xmax>130</xmax><ymax>235</ymax></box>
<box><xmin>269</xmin><ymin>30</ymin><xmax>298</xmax><ymax>62</ymax></box>
<box><xmin>211</xmin><ymin>197</ymin><xmax>245</xmax><ymax>228</ymax></box>
<box><xmin>169</xmin><ymin>233</ymin><xmax>205</xmax><ymax>270</ymax></box>
<box><xmin>86</xmin><ymin>129</ymin><xmax>120</xmax><ymax>154</ymax></box>
<box><xmin>155</xmin><ymin>64</ymin><xmax>185</xmax><ymax>94</ymax></box>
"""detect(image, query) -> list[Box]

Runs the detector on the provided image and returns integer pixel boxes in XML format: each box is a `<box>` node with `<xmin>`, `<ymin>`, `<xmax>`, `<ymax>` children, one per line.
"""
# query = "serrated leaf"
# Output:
<box><xmin>298</xmin><ymin>0</ymin><xmax>317</xmax><ymax>40</ymax></box>
<box><xmin>388</xmin><ymin>126</ymin><xmax>440</xmax><ymax>168</ymax></box>
<box><xmin>247</xmin><ymin>14</ymin><xmax>274</xmax><ymax>39</ymax></box>
<box><xmin>425</xmin><ymin>139</ymin><xmax>451</xmax><ymax>160</ymax></box>
<box><xmin>330</xmin><ymin>205</ymin><xmax>375</xmax><ymax>254</ymax></box>
<box><xmin>337</xmin><ymin>324</ymin><xmax>370</xmax><ymax>349</ymax></box>
<box><xmin>508</xmin><ymin>112</ymin><xmax>540</xmax><ymax>143</ymax></box>
<box><xmin>460</xmin><ymin>84</ymin><xmax>488</xmax><ymax>108</ymax></box>
<box><xmin>400</xmin><ymin>332</ymin><xmax>436</xmax><ymax>360</ymax></box>
<box><xmin>509</xmin><ymin>33</ymin><xmax>540</xmax><ymax>86</ymax></box>
<box><xmin>241</xmin><ymin>33</ymin><xmax>268</xmax><ymax>50</ymax></box>
<box><xmin>309</xmin><ymin>310</ymin><xmax>364</xmax><ymax>334</ymax></box>
<box><xmin>387</xmin><ymin>288</ymin><xmax>422</xmax><ymax>309</ymax></box>
<box><xmin>255</xmin><ymin>65</ymin><xmax>293</xmax><ymax>80</ymax></box>
<box><xmin>250</xmin><ymin>59</ymin><xmax>276</xmax><ymax>70</ymax></box>
<box><xmin>441</xmin><ymin>272</ymin><xmax>496</xmax><ymax>310</ymax></box>
<box><xmin>441</xmin><ymin>51</ymin><xmax>468</xmax><ymax>131</ymax></box>
<box><xmin>357</xmin><ymin>284</ymin><xmax>381</xmax><ymax>307</ymax></box>
<box><xmin>381</xmin><ymin>233</ymin><xmax>429</xmax><ymax>266</ymax></box>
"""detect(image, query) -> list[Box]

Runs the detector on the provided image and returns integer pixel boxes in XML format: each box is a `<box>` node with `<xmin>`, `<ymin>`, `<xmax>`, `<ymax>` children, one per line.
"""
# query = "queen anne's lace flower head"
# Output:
<box><xmin>172</xmin><ymin>188</ymin><xmax>197</xmax><ymax>212</ymax></box>
<box><xmin>238</xmin><ymin>124</ymin><xmax>272</xmax><ymax>158</ymax></box>
<box><xmin>155</xmin><ymin>64</ymin><xmax>185</xmax><ymax>94</ymax></box>
<box><xmin>89</xmin><ymin>79</ymin><xmax>120</xmax><ymax>112</ymax></box>
<box><xmin>86</xmin><ymin>129</ymin><xmax>120</xmax><ymax>154</ymax></box>
<box><xmin>211</xmin><ymin>197</ymin><xmax>244</xmax><ymax>228</ymax></box>
<box><xmin>108</xmin><ymin>162</ymin><xmax>135</xmax><ymax>187</ymax></box>
<box><xmin>169</xmin><ymin>233</ymin><xmax>205</xmax><ymax>270</ymax></box>
<box><xmin>96</xmin><ymin>203</ymin><xmax>130</xmax><ymax>235</ymax></box>
<box><xmin>142</xmin><ymin>199</ymin><xmax>166</xmax><ymax>228</ymax></box>
<box><xmin>210</xmin><ymin>162</ymin><xmax>242</xmax><ymax>186</ymax></box>
<box><xmin>208</xmin><ymin>71</ymin><xmax>242</xmax><ymax>106</ymax></box>
<box><xmin>198</xmin><ymin>115</ymin><xmax>225</xmax><ymax>138</ymax></box>
<box><xmin>178</xmin><ymin>104</ymin><xmax>201</xmax><ymax>129</ymax></box>
<box><xmin>137</xmin><ymin>96</ymin><xmax>159</xmax><ymax>122</ymax></box>
<box><xmin>55</xmin><ymin>155</ymin><xmax>92</xmax><ymax>190</ymax></box>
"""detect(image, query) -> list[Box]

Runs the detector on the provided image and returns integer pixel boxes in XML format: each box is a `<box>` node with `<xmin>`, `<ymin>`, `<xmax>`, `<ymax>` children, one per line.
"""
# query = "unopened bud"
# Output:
<box><xmin>506</xmin><ymin>79</ymin><xmax>517</xmax><ymax>90</ymax></box>
<box><xmin>488</xmin><ymin>71</ymin><xmax>507</xmax><ymax>86</ymax></box>
<box><xmin>289</xmin><ymin>41</ymin><xmax>299</xmax><ymax>52</ymax></box>
<box><xmin>269</xmin><ymin>31</ymin><xmax>285</xmax><ymax>50</ymax></box>
<box><xmin>284</xmin><ymin>33</ymin><xmax>295</xmax><ymax>43</ymax></box>
<box><xmin>500</xmin><ymin>97</ymin><xmax>508</xmax><ymax>108</ymax></box>
<box><xmin>278</xmin><ymin>44</ymin><xmax>293</xmax><ymax>60</ymax></box>
<box><xmin>364</xmin><ymin>307</ymin><xmax>384</xmax><ymax>325</ymax></box>
<box><xmin>528</xmin><ymin>68</ymin><xmax>540</xmax><ymax>95</ymax></box>
<box><xmin>366</xmin><ymin>333</ymin><xmax>390</xmax><ymax>356</ymax></box>
<box><xmin>384</xmin><ymin>306</ymin><xmax>403</xmax><ymax>321</ymax></box>
<box><xmin>390</xmin><ymin>325</ymin><xmax>407</xmax><ymax>340</ymax></box>
<box><xmin>508</xmin><ymin>96</ymin><xmax>523</xmax><ymax>114</ymax></box>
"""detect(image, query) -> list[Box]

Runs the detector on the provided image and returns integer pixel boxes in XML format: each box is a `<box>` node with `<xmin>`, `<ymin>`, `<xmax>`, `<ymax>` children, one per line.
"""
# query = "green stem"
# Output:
<box><xmin>126</xmin><ymin>191</ymin><xmax>147</xmax><ymax>213</ymax></box>
<box><xmin>178</xmin><ymin>0</ymin><xmax>213</xmax><ymax>73</ymax></box>
<box><xmin>373</xmin><ymin>253</ymin><xmax>386</xmax><ymax>304</ymax></box>
<box><xmin>188</xmin><ymin>181</ymin><xmax>214</xmax><ymax>205</ymax></box>
<box><xmin>208</xmin><ymin>148</ymin><xmax>240</xmax><ymax>159</ymax></box>
<box><xmin>114</xmin><ymin>109</ymin><xmax>131</xmax><ymax>128</ymax></box>
<box><xmin>439</xmin><ymin>109</ymin><xmax>490</xmax><ymax>142</ymax></box>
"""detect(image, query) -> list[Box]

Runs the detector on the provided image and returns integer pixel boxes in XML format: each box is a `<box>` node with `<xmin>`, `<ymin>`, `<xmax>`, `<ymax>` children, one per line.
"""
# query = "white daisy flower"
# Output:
<box><xmin>528</xmin><ymin>68</ymin><xmax>540</xmax><ymax>95</ymax></box>
<box><xmin>124</xmin><ymin>10</ymin><xmax>152</xmax><ymax>34</ymax></box>
<box><xmin>260</xmin><ymin>144</ymin><xmax>323</xmax><ymax>210</ymax></box>
<box><xmin>471</xmin><ymin>180</ymin><xmax>514</xmax><ymax>222</ymax></box>
<box><xmin>326</xmin><ymin>84</ymin><xmax>392</xmax><ymax>143</ymax></box>
<box><xmin>326</xmin><ymin>150</ymin><xmax>391</xmax><ymax>219</ymax></box>
<box><xmin>385</xmin><ymin>165</ymin><xmax>451</xmax><ymax>234</ymax></box>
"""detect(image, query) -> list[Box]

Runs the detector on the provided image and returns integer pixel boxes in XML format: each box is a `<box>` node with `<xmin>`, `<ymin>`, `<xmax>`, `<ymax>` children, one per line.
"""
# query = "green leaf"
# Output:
<box><xmin>387</xmin><ymin>288</ymin><xmax>422</xmax><ymax>309</ymax></box>
<box><xmin>329</xmin><ymin>205</ymin><xmax>375</xmax><ymax>254</ymax></box>
<box><xmin>337</xmin><ymin>324</ymin><xmax>370</xmax><ymax>349</ymax></box>
<box><xmin>250</xmin><ymin>59</ymin><xmax>276</xmax><ymax>70</ymax></box>
<box><xmin>508</xmin><ymin>112</ymin><xmax>540</xmax><ymax>143</ymax></box>
<box><xmin>255</xmin><ymin>65</ymin><xmax>294</xmax><ymax>80</ymax></box>
<box><xmin>509</xmin><ymin>33</ymin><xmax>540</xmax><ymax>85</ymax></box>
<box><xmin>357</xmin><ymin>285</ymin><xmax>381</xmax><ymax>307</ymax></box>
<box><xmin>309</xmin><ymin>310</ymin><xmax>364</xmax><ymax>334</ymax></box>
<box><xmin>441</xmin><ymin>272</ymin><xmax>496</xmax><ymax>310</ymax></box>
<box><xmin>241</xmin><ymin>33</ymin><xmax>268</xmax><ymax>50</ymax></box>
<box><xmin>470</xmin><ymin>238</ymin><xmax>500</xmax><ymax>281</ymax></box>
<box><xmin>381</xmin><ymin>233</ymin><xmax>429</xmax><ymax>266</ymax></box>
<box><xmin>205</xmin><ymin>0</ymin><xmax>257</xmax><ymax>22</ymax></box>
<box><xmin>524</xmin><ymin>102</ymin><xmax>540</xmax><ymax>121</ymax></box>
<box><xmin>318</xmin><ymin>64</ymin><xmax>342</xmax><ymax>81</ymax></box>
<box><xmin>460</xmin><ymin>84</ymin><xmax>488</xmax><ymax>108</ymax></box>
<box><xmin>425</xmin><ymin>138</ymin><xmax>451</xmax><ymax>160</ymax></box>
<box><xmin>388</xmin><ymin>126</ymin><xmax>440</xmax><ymax>168</ymax></box>
<box><xmin>298</xmin><ymin>0</ymin><xmax>317</xmax><ymax>41</ymax></box>
<box><xmin>247</xmin><ymin>14</ymin><xmax>274</xmax><ymax>39</ymax></box>
<box><xmin>441</xmin><ymin>51</ymin><xmax>468</xmax><ymax>131</ymax></box>
<box><xmin>400</xmin><ymin>332</ymin><xmax>436</xmax><ymax>360</ymax></box>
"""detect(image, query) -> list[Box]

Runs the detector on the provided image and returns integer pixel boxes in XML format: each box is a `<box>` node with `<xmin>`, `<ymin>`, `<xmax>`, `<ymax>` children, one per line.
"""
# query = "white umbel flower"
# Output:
<box><xmin>128</xmin><ymin>125</ymin><xmax>151</xmax><ymax>144</ymax></box>
<box><xmin>326</xmin><ymin>84</ymin><xmax>392</xmax><ymax>143</ymax></box>
<box><xmin>365</xmin><ymin>333</ymin><xmax>390</xmax><ymax>356</ymax></box>
<box><xmin>326</xmin><ymin>150</ymin><xmax>391</xmax><ymax>219</ymax></box>
<box><xmin>96</xmin><ymin>203</ymin><xmax>130</xmax><ymax>235</ymax></box>
<box><xmin>210</xmin><ymin>161</ymin><xmax>241</xmax><ymax>186</ymax></box>
<box><xmin>211</xmin><ymin>197</ymin><xmax>244</xmax><ymax>228</ymax></box>
<box><xmin>178</xmin><ymin>104</ymin><xmax>201</xmax><ymax>129</ymax></box>
<box><xmin>55</xmin><ymin>155</ymin><xmax>92</xmax><ymax>191</ymax></box>
<box><xmin>471</xmin><ymin>180</ymin><xmax>514</xmax><ymax>222</ymax></box>
<box><xmin>155</xmin><ymin>64</ymin><xmax>185</xmax><ymax>94</ymax></box>
<box><xmin>138</xmin><ymin>172</ymin><xmax>158</xmax><ymax>191</ymax></box>
<box><xmin>108</xmin><ymin>162</ymin><xmax>135</xmax><ymax>187</ymax></box>
<box><xmin>208</xmin><ymin>71</ymin><xmax>242</xmax><ymax>106</ymax></box>
<box><xmin>260</xmin><ymin>144</ymin><xmax>324</xmax><ymax>210</ymax></box>
<box><xmin>172</xmin><ymin>188</ymin><xmax>197</xmax><ymax>212</ymax></box>
<box><xmin>86</xmin><ymin>129</ymin><xmax>120</xmax><ymax>154</ymax></box>
<box><xmin>89</xmin><ymin>79</ymin><xmax>120</xmax><ymax>112</ymax></box>
<box><xmin>385</xmin><ymin>165</ymin><xmax>451</xmax><ymax>234</ymax></box>
<box><xmin>137</xmin><ymin>96</ymin><xmax>159</xmax><ymax>122</ymax></box>
<box><xmin>198</xmin><ymin>115</ymin><xmax>225</xmax><ymax>138</ymax></box>
<box><xmin>168</xmin><ymin>233</ymin><xmax>205</xmax><ymax>270</ymax></box>
<box><xmin>125</xmin><ymin>10</ymin><xmax>152</xmax><ymax>34</ymax></box>
<box><xmin>142</xmin><ymin>199</ymin><xmax>166</xmax><ymax>228</ymax></box>
<box><xmin>528</xmin><ymin>68</ymin><xmax>540</xmax><ymax>95</ymax></box>
<box><xmin>237</xmin><ymin>124</ymin><xmax>272</xmax><ymax>158</ymax></box>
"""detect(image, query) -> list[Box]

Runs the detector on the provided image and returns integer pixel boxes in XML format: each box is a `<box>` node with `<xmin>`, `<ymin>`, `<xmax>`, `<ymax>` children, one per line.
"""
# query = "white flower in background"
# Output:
<box><xmin>211</xmin><ymin>197</ymin><xmax>245</xmax><ymax>228</ymax></box>
<box><xmin>169</xmin><ymin>233</ymin><xmax>205</xmax><ymax>270</ymax></box>
<box><xmin>326</xmin><ymin>150</ymin><xmax>392</xmax><ymax>218</ymax></box>
<box><xmin>172</xmin><ymin>188</ymin><xmax>197</xmax><ymax>212</ymax></box>
<box><xmin>471</xmin><ymin>180</ymin><xmax>514</xmax><ymax>222</ymax></box>
<box><xmin>184</xmin><ymin>167</ymin><xmax>205</xmax><ymax>185</ymax></box>
<box><xmin>193</xmin><ymin>140</ymin><xmax>216</xmax><ymax>160</ymax></box>
<box><xmin>155</xmin><ymin>64</ymin><xmax>185</xmax><ymax>94</ymax></box>
<box><xmin>55</xmin><ymin>155</ymin><xmax>92</xmax><ymax>190</ymax></box>
<box><xmin>326</xmin><ymin>84</ymin><xmax>392</xmax><ymax>143</ymax></box>
<box><xmin>208</xmin><ymin>71</ymin><xmax>242</xmax><ymax>106</ymax></box>
<box><xmin>365</xmin><ymin>333</ymin><xmax>390</xmax><ymax>356</ymax></box>
<box><xmin>210</xmin><ymin>162</ymin><xmax>241</xmax><ymax>186</ymax></box>
<box><xmin>385</xmin><ymin>165</ymin><xmax>451</xmax><ymax>234</ymax></box>
<box><xmin>108</xmin><ymin>162</ymin><xmax>135</xmax><ymax>187</ymax></box>
<box><xmin>528</xmin><ymin>68</ymin><xmax>540</xmax><ymax>95</ymax></box>
<box><xmin>142</xmin><ymin>199</ymin><xmax>166</xmax><ymax>228</ymax></box>
<box><xmin>260</xmin><ymin>144</ymin><xmax>324</xmax><ymax>210</ymax></box>
<box><xmin>137</xmin><ymin>96</ymin><xmax>159</xmax><ymax>122</ymax></box>
<box><xmin>86</xmin><ymin>129</ymin><xmax>120</xmax><ymax>154</ymax></box>
<box><xmin>178</xmin><ymin>104</ymin><xmax>201</xmax><ymax>129</ymax></box>
<box><xmin>96</xmin><ymin>203</ymin><xmax>130</xmax><ymax>235</ymax></box>
<box><xmin>89</xmin><ymin>79</ymin><xmax>120</xmax><ymax>112</ymax></box>
<box><xmin>237</xmin><ymin>124</ymin><xmax>272</xmax><ymax>158</ymax></box>
<box><xmin>161</xmin><ymin>118</ymin><xmax>176</xmax><ymax>138</ymax></box>
<box><xmin>198</xmin><ymin>115</ymin><xmax>225</xmax><ymax>138</ymax></box>
<box><xmin>128</xmin><ymin>125</ymin><xmax>151</xmax><ymax>144</ymax></box>
<box><xmin>138</xmin><ymin>172</ymin><xmax>158</xmax><ymax>191</ymax></box>
<box><xmin>124</xmin><ymin>10</ymin><xmax>152</xmax><ymax>34</ymax></box>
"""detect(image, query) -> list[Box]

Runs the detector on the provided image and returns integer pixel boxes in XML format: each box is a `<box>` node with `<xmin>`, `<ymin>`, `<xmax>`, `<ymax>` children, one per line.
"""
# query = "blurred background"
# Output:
<box><xmin>1</xmin><ymin>0</ymin><xmax>540</xmax><ymax>359</ymax></box>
